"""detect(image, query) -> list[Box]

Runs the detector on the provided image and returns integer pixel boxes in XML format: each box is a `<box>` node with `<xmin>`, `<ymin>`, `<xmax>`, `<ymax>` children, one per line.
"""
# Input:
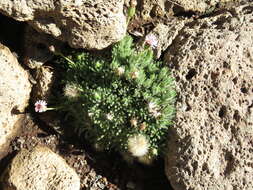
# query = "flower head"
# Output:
<box><xmin>145</xmin><ymin>34</ymin><xmax>158</xmax><ymax>49</ymax></box>
<box><xmin>148</xmin><ymin>102</ymin><xmax>157</xmax><ymax>112</ymax></box>
<box><xmin>130</xmin><ymin>71</ymin><xmax>139</xmax><ymax>79</ymax></box>
<box><xmin>148</xmin><ymin>102</ymin><xmax>161</xmax><ymax>118</ymax></box>
<box><xmin>130</xmin><ymin>118</ymin><xmax>138</xmax><ymax>127</ymax></box>
<box><xmin>139</xmin><ymin>122</ymin><xmax>146</xmax><ymax>130</ymax></box>
<box><xmin>64</xmin><ymin>83</ymin><xmax>80</xmax><ymax>99</ymax></box>
<box><xmin>128</xmin><ymin>134</ymin><xmax>149</xmax><ymax>157</ymax></box>
<box><xmin>35</xmin><ymin>100</ymin><xmax>47</xmax><ymax>112</ymax></box>
<box><xmin>115</xmin><ymin>67</ymin><xmax>125</xmax><ymax>76</ymax></box>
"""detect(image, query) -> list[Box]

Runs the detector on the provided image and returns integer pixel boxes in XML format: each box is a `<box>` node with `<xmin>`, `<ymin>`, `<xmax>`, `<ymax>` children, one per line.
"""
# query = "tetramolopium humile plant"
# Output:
<box><xmin>35</xmin><ymin>35</ymin><xmax>176</xmax><ymax>164</ymax></box>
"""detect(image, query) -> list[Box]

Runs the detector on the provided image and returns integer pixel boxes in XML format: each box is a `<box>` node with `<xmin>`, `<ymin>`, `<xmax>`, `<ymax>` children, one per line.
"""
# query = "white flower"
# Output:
<box><xmin>106</xmin><ymin>113</ymin><xmax>114</xmax><ymax>121</ymax></box>
<box><xmin>145</xmin><ymin>34</ymin><xmax>158</xmax><ymax>49</ymax></box>
<box><xmin>128</xmin><ymin>134</ymin><xmax>149</xmax><ymax>157</ymax></box>
<box><xmin>115</xmin><ymin>67</ymin><xmax>125</xmax><ymax>76</ymax></box>
<box><xmin>64</xmin><ymin>83</ymin><xmax>80</xmax><ymax>98</ymax></box>
<box><xmin>34</xmin><ymin>100</ymin><xmax>47</xmax><ymax>113</ymax></box>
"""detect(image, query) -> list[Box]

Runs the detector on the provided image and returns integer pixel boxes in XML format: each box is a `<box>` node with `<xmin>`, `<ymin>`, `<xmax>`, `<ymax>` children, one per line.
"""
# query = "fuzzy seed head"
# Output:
<box><xmin>128</xmin><ymin>134</ymin><xmax>149</xmax><ymax>157</ymax></box>
<box><xmin>115</xmin><ymin>67</ymin><xmax>125</xmax><ymax>76</ymax></box>
<box><xmin>64</xmin><ymin>83</ymin><xmax>80</xmax><ymax>98</ymax></box>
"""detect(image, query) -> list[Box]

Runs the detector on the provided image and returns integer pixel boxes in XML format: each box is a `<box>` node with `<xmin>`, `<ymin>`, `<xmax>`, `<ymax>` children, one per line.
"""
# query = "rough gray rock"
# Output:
<box><xmin>167</xmin><ymin>0</ymin><xmax>238</xmax><ymax>13</ymax></box>
<box><xmin>1</xmin><ymin>146</ymin><xmax>80</xmax><ymax>190</ymax></box>
<box><xmin>164</xmin><ymin>3</ymin><xmax>253</xmax><ymax>190</ymax></box>
<box><xmin>146</xmin><ymin>18</ymin><xmax>185</xmax><ymax>58</ymax></box>
<box><xmin>0</xmin><ymin>0</ymin><xmax>127</xmax><ymax>50</ymax></box>
<box><xmin>0</xmin><ymin>44</ymin><xmax>31</xmax><ymax>157</ymax></box>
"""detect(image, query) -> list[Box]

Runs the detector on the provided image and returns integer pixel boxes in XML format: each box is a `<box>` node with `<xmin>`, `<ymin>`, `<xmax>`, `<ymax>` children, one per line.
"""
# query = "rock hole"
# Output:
<box><xmin>240</xmin><ymin>87</ymin><xmax>248</xmax><ymax>94</ymax></box>
<box><xmin>211</xmin><ymin>72</ymin><xmax>219</xmax><ymax>80</ymax></box>
<box><xmin>233</xmin><ymin>110</ymin><xmax>240</xmax><ymax>122</ymax></box>
<box><xmin>223</xmin><ymin>61</ymin><xmax>230</xmax><ymax>69</ymax></box>
<box><xmin>186</xmin><ymin>69</ymin><xmax>197</xmax><ymax>80</ymax></box>
<box><xmin>37</xmin><ymin>43</ymin><xmax>47</xmax><ymax>50</ymax></box>
<box><xmin>219</xmin><ymin>106</ymin><xmax>227</xmax><ymax>118</ymax></box>
<box><xmin>186</xmin><ymin>103</ymin><xmax>191</xmax><ymax>111</ymax></box>
<box><xmin>232</xmin><ymin>77</ymin><xmax>237</xmax><ymax>85</ymax></box>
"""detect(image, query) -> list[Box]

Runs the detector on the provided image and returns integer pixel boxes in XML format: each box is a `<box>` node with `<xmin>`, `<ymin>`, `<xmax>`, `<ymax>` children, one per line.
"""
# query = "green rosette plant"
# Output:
<box><xmin>54</xmin><ymin>35</ymin><xmax>176</xmax><ymax>163</ymax></box>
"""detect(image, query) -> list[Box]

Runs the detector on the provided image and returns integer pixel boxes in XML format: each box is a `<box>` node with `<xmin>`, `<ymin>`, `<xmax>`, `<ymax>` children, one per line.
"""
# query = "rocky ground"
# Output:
<box><xmin>0</xmin><ymin>0</ymin><xmax>252</xmax><ymax>190</ymax></box>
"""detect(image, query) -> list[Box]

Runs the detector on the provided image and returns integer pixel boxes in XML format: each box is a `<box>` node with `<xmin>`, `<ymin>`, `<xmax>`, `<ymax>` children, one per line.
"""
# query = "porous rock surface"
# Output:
<box><xmin>1</xmin><ymin>146</ymin><xmax>80</xmax><ymax>190</ymax></box>
<box><xmin>168</xmin><ymin>0</ymin><xmax>237</xmax><ymax>13</ymax></box>
<box><xmin>31</xmin><ymin>66</ymin><xmax>55</xmax><ymax>103</ymax></box>
<box><xmin>164</xmin><ymin>3</ymin><xmax>253</xmax><ymax>190</ymax></box>
<box><xmin>0</xmin><ymin>0</ymin><xmax>126</xmax><ymax>50</ymax></box>
<box><xmin>0</xmin><ymin>44</ymin><xmax>31</xmax><ymax>157</ymax></box>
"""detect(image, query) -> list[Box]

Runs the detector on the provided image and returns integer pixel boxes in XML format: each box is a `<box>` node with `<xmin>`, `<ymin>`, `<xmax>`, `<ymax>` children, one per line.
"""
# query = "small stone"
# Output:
<box><xmin>1</xmin><ymin>146</ymin><xmax>80</xmax><ymax>190</ymax></box>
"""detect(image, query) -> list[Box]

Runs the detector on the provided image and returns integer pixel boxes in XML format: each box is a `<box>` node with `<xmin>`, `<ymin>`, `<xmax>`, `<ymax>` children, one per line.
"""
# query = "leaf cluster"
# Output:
<box><xmin>56</xmin><ymin>35</ymin><xmax>176</xmax><ymax>159</ymax></box>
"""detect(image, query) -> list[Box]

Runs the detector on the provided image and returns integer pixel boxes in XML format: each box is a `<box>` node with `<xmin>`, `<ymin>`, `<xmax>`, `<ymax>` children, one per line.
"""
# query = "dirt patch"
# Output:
<box><xmin>0</xmin><ymin>113</ymin><xmax>173</xmax><ymax>190</ymax></box>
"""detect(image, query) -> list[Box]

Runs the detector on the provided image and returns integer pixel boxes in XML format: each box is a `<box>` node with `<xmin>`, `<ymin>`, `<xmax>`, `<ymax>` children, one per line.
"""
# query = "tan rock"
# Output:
<box><xmin>0</xmin><ymin>0</ymin><xmax>127</xmax><ymax>50</ymax></box>
<box><xmin>167</xmin><ymin>0</ymin><xmax>239</xmax><ymax>13</ymax></box>
<box><xmin>0</xmin><ymin>44</ymin><xmax>31</xmax><ymax>158</ymax></box>
<box><xmin>24</xmin><ymin>26</ymin><xmax>63</xmax><ymax>69</ymax></box>
<box><xmin>164</xmin><ymin>3</ymin><xmax>253</xmax><ymax>190</ymax></box>
<box><xmin>1</xmin><ymin>146</ymin><xmax>80</xmax><ymax>190</ymax></box>
<box><xmin>32</xmin><ymin>66</ymin><xmax>55</xmax><ymax>103</ymax></box>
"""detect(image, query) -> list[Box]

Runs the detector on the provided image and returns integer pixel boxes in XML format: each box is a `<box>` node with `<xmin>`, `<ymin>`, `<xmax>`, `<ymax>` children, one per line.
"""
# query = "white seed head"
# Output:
<box><xmin>64</xmin><ymin>83</ymin><xmax>80</xmax><ymax>98</ymax></box>
<box><xmin>116</xmin><ymin>67</ymin><xmax>125</xmax><ymax>76</ymax></box>
<box><xmin>128</xmin><ymin>134</ymin><xmax>149</xmax><ymax>157</ymax></box>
